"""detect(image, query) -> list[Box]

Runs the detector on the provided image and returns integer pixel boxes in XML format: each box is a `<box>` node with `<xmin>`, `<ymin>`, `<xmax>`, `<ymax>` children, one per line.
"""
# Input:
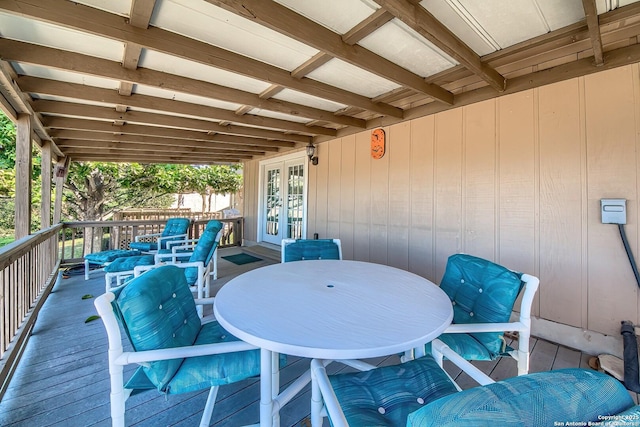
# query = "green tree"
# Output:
<box><xmin>62</xmin><ymin>162</ymin><xmax>241</xmax><ymax>221</ymax></box>
<box><xmin>0</xmin><ymin>111</ymin><xmax>243</xmax><ymax>238</ymax></box>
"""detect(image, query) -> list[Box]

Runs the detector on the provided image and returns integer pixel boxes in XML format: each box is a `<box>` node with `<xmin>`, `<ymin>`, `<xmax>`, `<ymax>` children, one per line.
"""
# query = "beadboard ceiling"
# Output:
<box><xmin>1</xmin><ymin>0</ymin><xmax>640</xmax><ymax>164</ymax></box>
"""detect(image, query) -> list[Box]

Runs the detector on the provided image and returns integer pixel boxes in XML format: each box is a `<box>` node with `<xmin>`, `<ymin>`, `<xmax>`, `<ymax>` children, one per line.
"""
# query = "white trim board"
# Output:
<box><xmin>530</xmin><ymin>316</ymin><xmax>624</xmax><ymax>358</ymax></box>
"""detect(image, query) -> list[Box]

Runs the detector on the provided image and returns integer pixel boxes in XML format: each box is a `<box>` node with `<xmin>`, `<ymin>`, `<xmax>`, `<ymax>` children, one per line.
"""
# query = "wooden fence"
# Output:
<box><xmin>0</xmin><ymin>224</ymin><xmax>61</xmax><ymax>400</ymax></box>
<box><xmin>59</xmin><ymin>218</ymin><xmax>242</xmax><ymax>264</ymax></box>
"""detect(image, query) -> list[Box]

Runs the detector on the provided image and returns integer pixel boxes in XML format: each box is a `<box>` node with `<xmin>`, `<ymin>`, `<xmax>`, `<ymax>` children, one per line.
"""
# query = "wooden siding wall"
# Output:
<box><xmin>244</xmin><ymin>64</ymin><xmax>640</xmax><ymax>337</ymax></box>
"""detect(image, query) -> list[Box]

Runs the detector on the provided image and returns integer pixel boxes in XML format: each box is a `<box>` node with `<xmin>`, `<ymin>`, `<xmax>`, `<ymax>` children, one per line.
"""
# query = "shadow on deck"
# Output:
<box><xmin>0</xmin><ymin>247</ymin><xmax>606</xmax><ymax>426</ymax></box>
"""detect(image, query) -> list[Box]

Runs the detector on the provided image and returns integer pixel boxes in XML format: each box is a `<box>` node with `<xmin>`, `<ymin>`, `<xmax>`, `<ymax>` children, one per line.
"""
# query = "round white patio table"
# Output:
<box><xmin>213</xmin><ymin>259</ymin><xmax>453</xmax><ymax>427</ymax></box>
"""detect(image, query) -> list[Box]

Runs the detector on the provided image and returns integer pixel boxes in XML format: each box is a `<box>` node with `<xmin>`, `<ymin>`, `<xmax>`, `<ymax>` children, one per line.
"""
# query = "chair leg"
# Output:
<box><xmin>199</xmin><ymin>386</ymin><xmax>219</xmax><ymax>427</ymax></box>
<box><xmin>85</xmin><ymin>259</ymin><xmax>90</xmax><ymax>280</ymax></box>
<box><xmin>212</xmin><ymin>254</ymin><xmax>218</xmax><ymax>280</ymax></box>
<box><xmin>109</xmin><ymin>363</ymin><xmax>127</xmax><ymax>427</ymax></box>
<box><xmin>516</xmin><ymin>330</ymin><xmax>531</xmax><ymax>375</ymax></box>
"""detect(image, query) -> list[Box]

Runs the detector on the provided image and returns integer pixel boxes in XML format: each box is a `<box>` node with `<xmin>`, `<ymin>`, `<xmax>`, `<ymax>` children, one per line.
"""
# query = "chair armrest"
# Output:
<box><xmin>431</xmin><ymin>339</ymin><xmax>494</xmax><ymax>386</ymax></box>
<box><xmin>157</xmin><ymin>233</ymin><xmax>188</xmax><ymax>244</ymax></box>
<box><xmin>166</xmin><ymin>238</ymin><xmax>198</xmax><ymax>249</ymax></box>
<box><xmin>193</xmin><ymin>297</ymin><xmax>216</xmax><ymax>306</ymax></box>
<box><xmin>134</xmin><ymin>232</ymin><xmax>162</xmax><ymax>242</ymax></box>
<box><xmin>444</xmin><ymin>321</ymin><xmax>528</xmax><ymax>334</ymax></box>
<box><xmin>172</xmin><ymin>246</ymin><xmax>195</xmax><ymax>255</ymax></box>
<box><xmin>154</xmin><ymin>251</ymin><xmax>194</xmax><ymax>263</ymax></box>
<box><xmin>134</xmin><ymin>261</ymin><xmax>205</xmax><ymax>277</ymax></box>
<box><xmin>115</xmin><ymin>340</ymin><xmax>258</xmax><ymax>366</ymax></box>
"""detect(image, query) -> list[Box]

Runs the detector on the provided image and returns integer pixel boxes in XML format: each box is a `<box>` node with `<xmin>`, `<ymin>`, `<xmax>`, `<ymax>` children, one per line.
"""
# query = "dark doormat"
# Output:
<box><xmin>221</xmin><ymin>253</ymin><xmax>263</xmax><ymax>265</ymax></box>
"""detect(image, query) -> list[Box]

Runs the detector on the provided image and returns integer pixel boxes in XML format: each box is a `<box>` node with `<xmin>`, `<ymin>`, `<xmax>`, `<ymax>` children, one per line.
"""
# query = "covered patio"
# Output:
<box><xmin>0</xmin><ymin>246</ymin><xmax>606</xmax><ymax>427</ymax></box>
<box><xmin>2</xmin><ymin>0</ymin><xmax>640</xmax><ymax>425</ymax></box>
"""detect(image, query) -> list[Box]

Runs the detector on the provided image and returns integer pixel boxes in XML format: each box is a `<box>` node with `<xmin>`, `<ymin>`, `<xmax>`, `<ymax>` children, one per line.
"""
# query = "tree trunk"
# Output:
<box><xmin>79</xmin><ymin>169</ymin><xmax>108</xmax><ymax>254</ymax></box>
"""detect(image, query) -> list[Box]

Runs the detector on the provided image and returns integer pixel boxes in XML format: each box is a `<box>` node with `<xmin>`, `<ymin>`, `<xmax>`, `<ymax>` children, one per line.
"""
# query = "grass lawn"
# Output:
<box><xmin>0</xmin><ymin>236</ymin><xmax>13</xmax><ymax>247</ymax></box>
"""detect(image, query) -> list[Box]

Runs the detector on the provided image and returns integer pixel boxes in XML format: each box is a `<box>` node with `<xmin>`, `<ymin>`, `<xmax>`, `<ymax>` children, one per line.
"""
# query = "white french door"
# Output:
<box><xmin>260</xmin><ymin>156</ymin><xmax>306</xmax><ymax>245</ymax></box>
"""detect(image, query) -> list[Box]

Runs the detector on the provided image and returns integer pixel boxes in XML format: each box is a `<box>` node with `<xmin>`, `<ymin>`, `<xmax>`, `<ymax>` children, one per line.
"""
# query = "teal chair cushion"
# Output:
<box><xmin>184</xmin><ymin>220</ymin><xmax>223</xmax><ymax>284</ymax></box>
<box><xmin>283</xmin><ymin>239</ymin><xmax>340</xmax><ymax>262</ymax></box>
<box><xmin>115</xmin><ymin>265</ymin><xmax>201</xmax><ymax>391</ymax></box>
<box><xmin>104</xmin><ymin>254</ymin><xmax>155</xmax><ymax>272</ymax></box>
<box><xmin>166</xmin><ymin>321</ymin><xmax>262</xmax><ymax>394</ymax></box>
<box><xmin>129</xmin><ymin>217</ymin><xmax>190</xmax><ymax>251</ymax></box>
<box><xmin>115</xmin><ymin>264</ymin><xmax>285</xmax><ymax>395</ymax></box>
<box><xmin>84</xmin><ymin>249</ymin><xmax>140</xmax><ymax>264</ymax></box>
<box><xmin>425</xmin><ymin>333</ymin><xmax>493</xmax><ymax>361</ymax></box>
<box><xmin>439</xmin><ymin>253</ymin><xmax>523</xmax><ymax>358</ymax></box>
<box><xmin>328</xmin><ymin>356</ymin><xmax>458</xmax><ymax>426</ymax></box>
<box><xmin>605</xmin><ymin>405</ymin><xmax>640</xmax><ymax>425</ymax></box>
<box><xmin>407</xmin><ymin>368</ymin><xmax>634</xmax><ymax>427</ymax></box>
<box><xmin>189</xmin><ymin>220</ymin><xmax>223</xmax><ymax>265</ymax></box>
<box><xmin>128</xmin><ymin>241</ymin><xmax>157</xmax><ymax>252</ymax></box>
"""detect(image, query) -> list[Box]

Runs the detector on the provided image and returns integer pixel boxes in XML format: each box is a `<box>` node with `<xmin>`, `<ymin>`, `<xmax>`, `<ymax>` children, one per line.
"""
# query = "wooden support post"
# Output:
<box><xmin>53</xmin><ymin>157</ymin><xmax>69</xmax><ymax>225</ymax></box>
<box><xmin>15</xmin><ymin>114</ymin><xmax>32</xmax><ymax>239</ymax></box>
<box><xmin>40</xmin><ymin>141</ymin><xmax>52</xmax><ymax>229</ymax></box>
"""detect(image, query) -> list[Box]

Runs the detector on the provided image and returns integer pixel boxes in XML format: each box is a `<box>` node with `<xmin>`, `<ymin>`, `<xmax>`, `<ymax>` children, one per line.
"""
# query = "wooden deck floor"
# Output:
<box><xmin>0</xmin><ymin>247</ymin><xmax>610</xmax><ymax>426</ymax></box>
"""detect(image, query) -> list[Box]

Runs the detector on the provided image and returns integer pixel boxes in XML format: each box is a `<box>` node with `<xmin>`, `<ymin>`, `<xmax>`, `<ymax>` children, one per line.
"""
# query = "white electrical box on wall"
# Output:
<box><xmin>601</xmin><ymin>199</ymin><xmax>627</xmax><ymax>224</ymax></box>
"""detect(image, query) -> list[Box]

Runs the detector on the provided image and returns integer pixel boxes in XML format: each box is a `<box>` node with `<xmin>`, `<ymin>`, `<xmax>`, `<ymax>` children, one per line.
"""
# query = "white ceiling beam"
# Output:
<box><xmin>373</xmin><ymin>0</ymin><xmax>506</xmax><ymax>92</ymax></box>
<box><xmin>0</xmin><ymin>0</ymin><xmax>402</xmax><ymax>118</ymax></box>
<box><xmin>0</xmin><ymin>39</ymin><xmax>360</xmax><ymax>130</ymax></box>
<box><xmin>33</xmin><ymin>99</ymin><xmax>312</xmax><ymax>143</ymax></box>
<box><xmin>207</xmin><ymin>0</ymin><xmax>454</xmax><ymax>104</ymax></box>
<box><xmin>17</xmin><ymin>75</ymin><xmax>336</xmax><ymax>136</ymax></box>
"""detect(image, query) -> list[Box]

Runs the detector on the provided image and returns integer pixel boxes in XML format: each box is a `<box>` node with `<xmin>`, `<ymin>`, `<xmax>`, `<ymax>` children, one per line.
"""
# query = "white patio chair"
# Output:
<box><xmin>128</xmin><ymin>217</ymin><xmax>190</xmax><ymax>253</ymax></box>
<box><xmin>104</xmin><ymin>220</ymin><xmax>223</xmax><ymax>300</ymax></box>
<box><xmin>408</xmin><ymin>253</ymin><xmax>540</xmax><ymax>375</ymax></box>
<box><xmin>310</xmin><ymin>339</ymin><xmax>637</xmax><ymax>427</ymax></box>
<box><xmin>93</xmin><ymin>264</ymin><xmax>267</xmax><ymax>427</ymax></box>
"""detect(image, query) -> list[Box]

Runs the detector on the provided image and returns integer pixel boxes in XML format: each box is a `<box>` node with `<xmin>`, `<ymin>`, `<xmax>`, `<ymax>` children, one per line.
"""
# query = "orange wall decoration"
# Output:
<box><xmin>371</xmin><ymin>128</ymin><xmax>385</xmax><ymax>159</ymax></box>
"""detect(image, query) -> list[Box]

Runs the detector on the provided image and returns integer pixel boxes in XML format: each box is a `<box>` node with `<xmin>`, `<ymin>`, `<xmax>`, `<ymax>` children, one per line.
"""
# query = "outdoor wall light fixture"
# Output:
<box><xmin>306</xmin><ymin>142</ymin><xmax>318</xmax><ymax>165</ymax></box>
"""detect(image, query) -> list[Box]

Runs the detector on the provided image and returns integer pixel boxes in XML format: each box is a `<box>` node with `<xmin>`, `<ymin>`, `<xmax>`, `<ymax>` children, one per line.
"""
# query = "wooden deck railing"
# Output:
<box><xmin>0</xmin><ymin>224</ymin><xmax>61</xmax><ymax>399</ymax></box>
<box><xmin>0</xmin><ymin>217</ymin><xmax>243</xmax><ymax>400</ymax></box>
<box><xmin>60</xmin><ymin>217</ymin><xmax>243</xmax><ymax>264</ymax></box>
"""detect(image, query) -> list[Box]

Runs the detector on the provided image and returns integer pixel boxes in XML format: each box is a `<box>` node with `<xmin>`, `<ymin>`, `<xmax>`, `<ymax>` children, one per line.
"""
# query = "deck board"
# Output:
<box><xmin>0</xmin><ymin>247</ymin><xmax>611</xmax><ymax>426</ymax></box>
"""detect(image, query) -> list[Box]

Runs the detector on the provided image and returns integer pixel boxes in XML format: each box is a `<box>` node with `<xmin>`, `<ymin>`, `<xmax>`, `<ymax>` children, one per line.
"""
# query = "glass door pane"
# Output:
<box><xmin>265</xmin><ymin>167</ymin><xmax>281</xmax><ymax>238</ymax></box>
<box><xmin>287</xmin><ymin>164</ymin><xmax>304</xmax><ymax>239</ymax></box>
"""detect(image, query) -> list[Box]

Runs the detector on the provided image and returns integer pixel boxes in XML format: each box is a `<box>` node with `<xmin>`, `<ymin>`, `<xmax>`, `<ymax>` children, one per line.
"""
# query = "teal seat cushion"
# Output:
<box><xmin>126</xmin><ymin>320</ymin><xmax>287</xmax><ymax>394</ymax></box>
<box><xmin>84</xmin><ymin>249</ymin><xmax>141</xmax><ymax>264</ymax></box>
<box><xmin>116</xmin><ymin>263</ymin><xmax>285</xmax><ymax>395</ymax></box>
<box><xmin>129</xmin><ymin>241</ymin><xmax>158</xmax><ymax>252</ymax></box>
<box><xmin>425</xmin><ymin>333</ymin><xmax>493</xmax><ymax>361</ymax></box>
<box><xmin>104</xmin><ymin>254</ymin><xmax>155</xmax><ymax>272</ymax></box>
<box><xmin>166</xmin><ymin>321</ymin><xmax>261</xmax><ymax>394</ymax></box>
<box><xmin>283</xmin><ymin>239</ymin><xmax>340</xmax><ymax>262</ymax></box>
<box><xmin>406</xmin><ymin>369</ymin><xmax>634</xmax><ymax>427</ymax></box>
<box><xmin>162</xmin><ymin>217</ymin><xmax>190</xmax><ymax>236</ymax></box>
<box><xmin>183</xmin><ymin>220</ymin><xmax>223</xmax><ymax>285</ymax></box>
<box><xmin>328</xmin><ymin>356</ymin><xmax>458</xmax><ymax>426</ymax></box>
<box><xmin>603</xmin><ymin>405</ymin><xmax>640</xmax><ymax>425</ymax></box>
<box><xmin>439</xmin><ymin>253</ymin><xmax>523</xmax><ymax>358</ymax></box>
<box><xmin>189</xmin><ymin>220</ymin><xmax>223</xmax><ymax>265</ymax></box>
<box><xmin>129</xmin><ymin>218</ymin><xmax>190</xmax><ymax>252</ymax></box>
<box><xmin>115</xmin><ymin>265</ymin><xmax>201</xmax><ymax>391</ymax></box>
